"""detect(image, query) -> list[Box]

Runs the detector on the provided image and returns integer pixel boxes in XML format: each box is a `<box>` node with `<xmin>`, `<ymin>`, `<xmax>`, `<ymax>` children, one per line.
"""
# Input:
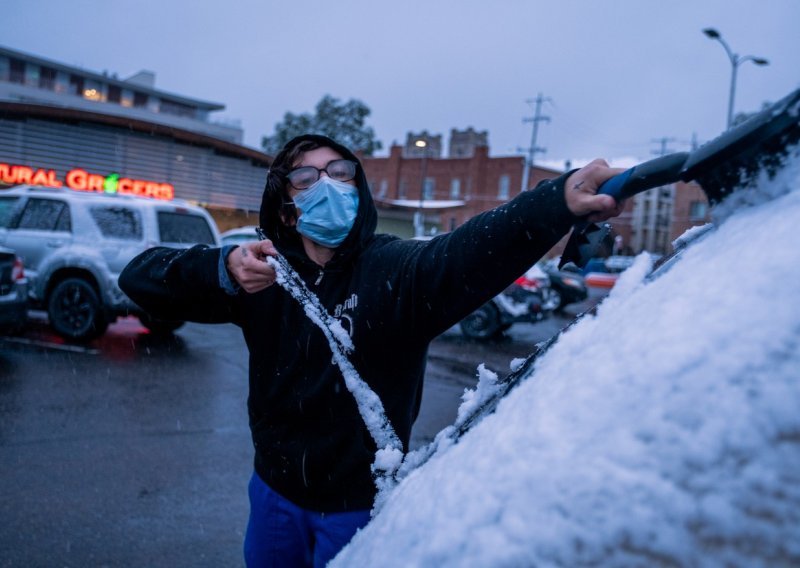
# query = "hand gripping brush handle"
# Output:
<box><xmin>561</xmin><ymin>87</ymin><xmax>800</xmax><ymax>268</ymax></box>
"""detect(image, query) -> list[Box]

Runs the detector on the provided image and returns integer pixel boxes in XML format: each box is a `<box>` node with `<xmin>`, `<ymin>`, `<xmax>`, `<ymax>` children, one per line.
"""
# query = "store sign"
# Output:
<box><xmin>0</xmin><ymin>162</ymin><xmax>174</xmax><ymax>200</ymax></box>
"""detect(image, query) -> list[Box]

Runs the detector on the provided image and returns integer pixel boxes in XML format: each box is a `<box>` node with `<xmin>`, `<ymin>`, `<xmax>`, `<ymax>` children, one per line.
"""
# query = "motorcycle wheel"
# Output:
<box><xmin>546</xmin><ymin>289</ymin><xmax>563</xmax><ymax>312</ymax></box>
<box><xmin>460</xmin><ymin>303</ymin><xmax>502</xmax><ymax>340</ymax></box>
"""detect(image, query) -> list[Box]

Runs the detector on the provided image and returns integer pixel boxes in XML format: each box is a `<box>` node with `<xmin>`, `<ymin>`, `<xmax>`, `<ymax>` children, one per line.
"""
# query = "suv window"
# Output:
<box><xmin>0</xmin><ymin>197</ymin><xmax>21</xmax><ymax>228</ymax></box>
<box><xmin>157</xmin><ymin>211</ymin><xmax>215</xmax><ymax>245</ymax></box>
<box><xmin>90</xmin><ymin>206</ymin><xmax>143</xmax><ymax>240</ymax></box>
<box><xmin>17</xmin><ymin>198</ymin><xmax>71</xmax><ymax>232</ymax></box>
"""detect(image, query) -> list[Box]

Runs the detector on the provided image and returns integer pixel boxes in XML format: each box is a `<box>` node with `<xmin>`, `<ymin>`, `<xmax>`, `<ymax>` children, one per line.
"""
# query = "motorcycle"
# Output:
<box><xmin>459</xmin><ymin>270</ymin><xmax>551</xmax><ymax>340</ymax></box>
<box><xmin>540</xmin><ymin>261</ymin><xmax>588</xmax><ymax>313</ymax></box>
<box><xmin>458</xmin><ymin>261</ymin><xmax>589</xmax><ymax>339</ymax></box>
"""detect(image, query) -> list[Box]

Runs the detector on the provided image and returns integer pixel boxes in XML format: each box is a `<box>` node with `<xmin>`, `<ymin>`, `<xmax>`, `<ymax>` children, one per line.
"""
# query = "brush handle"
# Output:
<box><xmin>596</xmin><ymin>169</ymin><xmax>634</xmax><ymax>201</ymax></box>
<box><xmin>596</xmin><ymin>152</ymin><xmax>689</xmax><ymax>202</ymax></box>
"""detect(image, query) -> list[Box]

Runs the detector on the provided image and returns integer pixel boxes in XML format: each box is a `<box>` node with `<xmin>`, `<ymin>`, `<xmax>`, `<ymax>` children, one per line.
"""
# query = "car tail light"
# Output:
<box><xmin>12</xmin><ymin>257</ymin><xmax>24</xmax><ymax>280</ymax></box>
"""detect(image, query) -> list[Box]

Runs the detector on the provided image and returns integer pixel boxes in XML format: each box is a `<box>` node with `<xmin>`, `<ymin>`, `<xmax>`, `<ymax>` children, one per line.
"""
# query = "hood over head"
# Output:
<box><xmin>259</xmin><ymin>134</ymin><xmax>378</xmax><ymax>264</ymax></box>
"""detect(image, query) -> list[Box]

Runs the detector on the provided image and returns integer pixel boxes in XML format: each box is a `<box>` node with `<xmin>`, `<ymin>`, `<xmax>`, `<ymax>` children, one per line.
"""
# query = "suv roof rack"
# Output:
<box><xmin>3</xmin><ymin>184</ymin><xmax>195</xmax><ymax>205</ymax></box>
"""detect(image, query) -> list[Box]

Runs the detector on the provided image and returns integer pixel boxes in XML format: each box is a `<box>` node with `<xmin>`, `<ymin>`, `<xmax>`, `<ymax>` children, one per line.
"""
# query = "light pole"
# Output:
<box><xmin>414</xmin><ymin>139</ymin><xmax>428</xmax><ymax>237</ymax></box>
<box><xmin>703</xmin><ymin>28</ymin><xmax>769</xmax><ymax>129</ymax></box>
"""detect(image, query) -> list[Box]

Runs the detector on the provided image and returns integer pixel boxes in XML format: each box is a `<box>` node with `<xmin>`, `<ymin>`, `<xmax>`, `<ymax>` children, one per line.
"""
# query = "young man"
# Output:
<box><xmin>119</xmin><ymin>134</ymin><xmax>623</xmax><ymax>567</ymax></box>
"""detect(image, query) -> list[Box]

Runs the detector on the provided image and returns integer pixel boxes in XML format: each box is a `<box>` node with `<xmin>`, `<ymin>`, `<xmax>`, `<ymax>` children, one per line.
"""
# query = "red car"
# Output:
<box><xmin>583</xmin><ymin>256</ymin><xmax>636</xmax><ymax>289</ymax></box>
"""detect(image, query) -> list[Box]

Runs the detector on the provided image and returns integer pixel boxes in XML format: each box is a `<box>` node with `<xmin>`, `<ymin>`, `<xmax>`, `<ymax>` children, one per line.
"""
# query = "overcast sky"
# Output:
<box><xmin>6</xmin><ymin>0</ymin><xmax>800</xmax><ymax>168</ymax></box>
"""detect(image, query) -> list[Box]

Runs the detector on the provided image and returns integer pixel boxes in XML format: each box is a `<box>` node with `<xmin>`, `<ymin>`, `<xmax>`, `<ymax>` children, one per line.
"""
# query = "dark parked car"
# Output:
<box><xmin>0</xmin><ymin>246</ymin><xmax>28</xmax><ymax>334</ymax></box>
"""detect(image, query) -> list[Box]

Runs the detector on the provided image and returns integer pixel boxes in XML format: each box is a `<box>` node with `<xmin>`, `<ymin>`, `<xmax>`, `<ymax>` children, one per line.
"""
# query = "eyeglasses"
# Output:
<box><xmin>286</xmin><ymin>159</ymin><xmax>358</xmax><ymax>190</ymax></box>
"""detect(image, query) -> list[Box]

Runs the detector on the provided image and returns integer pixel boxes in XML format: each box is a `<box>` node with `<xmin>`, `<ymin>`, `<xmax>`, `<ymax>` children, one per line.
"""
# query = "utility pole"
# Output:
<box><xmin>519</xmin><ymin>93</ymin><xmax>550</xmax><ymax>193</ymax></box>
<box><xmin>650</xmin><ymin>136</ymin><xmax>676</xmax><ymax>157</ymax></box>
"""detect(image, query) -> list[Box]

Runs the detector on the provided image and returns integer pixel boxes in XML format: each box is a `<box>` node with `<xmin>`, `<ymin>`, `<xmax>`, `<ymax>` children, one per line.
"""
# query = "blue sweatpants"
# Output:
<box><xmin>244</xmin><ymin>471</ymin><xmax>371</xmax><ymax>567</ymax></box>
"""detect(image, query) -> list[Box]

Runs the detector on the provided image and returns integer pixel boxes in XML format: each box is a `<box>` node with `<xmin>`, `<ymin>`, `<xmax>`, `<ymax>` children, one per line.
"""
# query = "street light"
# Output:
<box><xmin>703</xmin><ymin>27</ymin><xmax>769</xmax><ymax>129</ymax></box>
<box><xmin>414</xmin><ymin>139</ymin><xmax>429</xmax><ymax>237</ymax></box>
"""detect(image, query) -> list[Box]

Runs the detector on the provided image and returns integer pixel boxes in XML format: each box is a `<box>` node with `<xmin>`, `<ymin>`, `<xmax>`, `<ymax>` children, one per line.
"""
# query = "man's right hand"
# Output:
<box><xmin>564</xmin><ymin>159</ymin><xmax>626</xmax><ymax>222</ymax></box>
<box><xmin>225</xmin><ymin>240</ymin><xmax>279</xmax><ymax>293</ymax></box>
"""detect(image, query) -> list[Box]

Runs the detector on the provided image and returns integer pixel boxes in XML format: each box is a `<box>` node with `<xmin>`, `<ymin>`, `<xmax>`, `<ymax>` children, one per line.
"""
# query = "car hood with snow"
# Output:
<box><xmin>332</xmin><ymin>156</ymin><xmax>800</xmax><ymax>566</ymax></box>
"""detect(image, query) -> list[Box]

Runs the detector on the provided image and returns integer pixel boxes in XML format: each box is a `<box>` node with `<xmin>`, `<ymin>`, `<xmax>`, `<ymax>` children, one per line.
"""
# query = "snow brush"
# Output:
<box><xmin>561</xmin><ymin>87</ymin><xmax>800</xmax><ymax>268</ymax></box>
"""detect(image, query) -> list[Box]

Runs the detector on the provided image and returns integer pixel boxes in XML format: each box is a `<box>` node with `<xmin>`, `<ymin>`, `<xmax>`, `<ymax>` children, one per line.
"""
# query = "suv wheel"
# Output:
<box><xmin>48</xmin><ymin>278</ymin><xmax>109</xmax><ymax>341</ymax></box>
<box><xmin>138</xmin><ymin>313</ymin><xmax>184</xmax><ymax>335</ymax></box>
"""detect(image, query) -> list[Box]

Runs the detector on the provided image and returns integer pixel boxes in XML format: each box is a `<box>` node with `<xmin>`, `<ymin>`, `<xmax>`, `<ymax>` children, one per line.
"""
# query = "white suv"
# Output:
<box><xmin>0</xmin><ymin>185</ymin><xmax>221</xmax><ymax>341</ymax></box>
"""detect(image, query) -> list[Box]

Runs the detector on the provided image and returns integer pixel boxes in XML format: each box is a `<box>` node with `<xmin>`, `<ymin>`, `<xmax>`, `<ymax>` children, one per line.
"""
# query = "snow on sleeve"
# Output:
<box><xmin>332</xmin><ymin>159</ymin><xmax>800</xmax><ymax>567</ymax></box>
<box><xmin>268</xmin><ymin>256</ymin><xmax>354</xmax><ymax>353</ymax></box>
<box><xmin>267</xmin><ymin>255</ymin><xmax>403</xmax><ymax>505</ymax></box>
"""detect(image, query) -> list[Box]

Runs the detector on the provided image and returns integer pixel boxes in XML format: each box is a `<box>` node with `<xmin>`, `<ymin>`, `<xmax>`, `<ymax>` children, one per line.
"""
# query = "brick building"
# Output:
<box><xmin>363</xmin><ymin>127</ymin><xmax>711</xmax><ymax>257</ymax></box>
<box><xmin>361</xmin><ymin>128</ymin><xmax>562</xmax><ymax>238</ymax></box>
<box><xmin>611</xmin><ymin>181</ymin><xmax>711</xmax><ymax>257</ymax></box>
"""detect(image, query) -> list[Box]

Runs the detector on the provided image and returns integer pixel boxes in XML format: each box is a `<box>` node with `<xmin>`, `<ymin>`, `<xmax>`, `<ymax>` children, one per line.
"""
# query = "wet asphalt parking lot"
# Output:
<box><xmin>0</xmin><ymin>299</ymin><xmax>597</xmax><ymax>567</ymax></box>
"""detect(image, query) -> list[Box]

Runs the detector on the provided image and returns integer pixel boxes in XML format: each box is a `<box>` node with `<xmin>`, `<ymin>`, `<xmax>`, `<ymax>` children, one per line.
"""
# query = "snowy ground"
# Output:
<box><xmin>332</xmin><ymin>156</ymin><xmax>800</xmax><ymax>567</ymax></box>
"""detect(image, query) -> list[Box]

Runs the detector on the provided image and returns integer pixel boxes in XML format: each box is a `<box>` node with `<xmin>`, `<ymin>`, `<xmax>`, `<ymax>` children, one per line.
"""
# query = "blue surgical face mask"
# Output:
<box><xmin>292</xmin><ymin>177</ymin><xmax>359</xmax><ymax>248</ymax></box>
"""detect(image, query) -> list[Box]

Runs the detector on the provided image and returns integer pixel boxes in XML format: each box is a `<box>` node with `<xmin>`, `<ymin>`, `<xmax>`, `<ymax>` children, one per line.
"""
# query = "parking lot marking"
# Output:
<box><xmin>0</xmin><ymin>336</ymin><xmax>99</xmax><ymax>354</ymax></box>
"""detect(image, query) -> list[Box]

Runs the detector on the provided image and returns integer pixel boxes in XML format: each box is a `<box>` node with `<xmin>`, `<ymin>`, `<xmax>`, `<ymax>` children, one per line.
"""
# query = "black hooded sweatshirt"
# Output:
<box><xmin>119</xmin><ymin>134</ymin><xmax>577</xmax><ymax>512</ymax></box>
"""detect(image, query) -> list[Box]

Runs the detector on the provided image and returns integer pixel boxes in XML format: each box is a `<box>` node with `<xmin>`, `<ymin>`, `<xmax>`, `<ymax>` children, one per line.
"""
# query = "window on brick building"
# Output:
<box><xmin>498</xmin><ymin>175</ymin><xmax>510</xmax><ymax>200</ymax></box>
<box><xmin>450</xmin><ymin>178</ymin><xmax>461</xmax><ymax>199</ymax></box>
<box><xmin>378</xmin><ymin>180</ymin><xmax>388</xmax><ymax>199</ymax></box>
<box><xmin>689</xmin><ymin>201</ymin><xmax>708</xmax><ymax>221</ymax></box>
<box><xmin>398</xmin><ymin>180</ymin><xmax>408</xmax><ymax>200</ymax></box>
<box><xmin>423</xmin><ymin>178</ymin><xmax>435</xmax><ymax>200</ymax></box>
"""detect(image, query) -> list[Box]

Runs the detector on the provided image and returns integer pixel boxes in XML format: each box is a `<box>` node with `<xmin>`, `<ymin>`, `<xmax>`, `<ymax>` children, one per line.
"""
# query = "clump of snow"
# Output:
<box><xmin>672</xmin><ymin>222</ymin><xmax>713</xmax><ymax>250</ymax></box>
<box><xmin>510</xmin><ymin>357</ymin><xmax>527</xmax><ymax>372</ymax></box>
<box><xmin>333</xmin><ymin>158</ymin><xmax>800</xmax><ymax>566</ymax></box>
<box><xmin>371</xmin><ymin>445</ymin><xmax>406</xmax><ymax>513</ymax></box>
<box><xmin>455</xmin><ymin>364</ymin><xmax>501</xmax><ymax>427</ymax></box>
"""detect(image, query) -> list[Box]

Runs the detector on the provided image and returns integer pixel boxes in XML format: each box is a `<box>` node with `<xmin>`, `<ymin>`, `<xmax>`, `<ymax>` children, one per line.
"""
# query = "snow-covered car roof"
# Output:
<box><xmin>332</xmin><ymin>156</ymin><xmax>800</xmax><ymax>566</ymax></box>
<box><xmin>220</xmin><ymin>225</ymin><xmax>260</xmax><ymax>246</ymax></box>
